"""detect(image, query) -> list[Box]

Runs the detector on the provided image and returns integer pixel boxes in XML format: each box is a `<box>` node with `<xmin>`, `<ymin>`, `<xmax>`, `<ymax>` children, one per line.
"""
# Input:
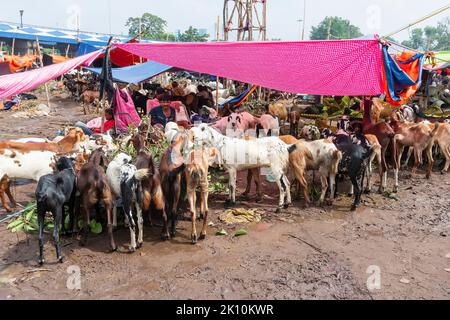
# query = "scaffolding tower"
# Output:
<box><xmin>223</xmin><ymin>0</ymin><xmax>267</xmax><ymax>41</ymax></box>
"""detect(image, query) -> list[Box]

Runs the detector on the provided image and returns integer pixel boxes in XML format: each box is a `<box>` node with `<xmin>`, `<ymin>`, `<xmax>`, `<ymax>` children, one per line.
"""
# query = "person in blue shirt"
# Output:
<box><xmin>149</xmin><ymin>92</ymin><xmax>176</xmax><ymax>129</ymax></box>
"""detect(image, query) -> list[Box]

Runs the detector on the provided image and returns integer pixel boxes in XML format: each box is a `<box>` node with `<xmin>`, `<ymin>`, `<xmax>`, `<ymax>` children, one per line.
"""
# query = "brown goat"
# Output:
<box><xmin>185</xmin><ymin>147</ymin><xmax>221</xmax><ymax>244</ymax></box>
<box><xmin>159</xmin><ymin>132</ymin><xmax>189</xmax><ymax>237</ymax></box>
<box><xmin>135</xmin><ymin>150</ymin><xmax>169</xmax><ymax>240</ymax></box>
<box><xmin>76</xmin><ymin>149</ymin><xmax>116</xmax><ymax>251</ymax></box>
<box><xmin>390</xmin><ymin>112</ymin><xmax>439</xmax><ymax>183</ymax></box>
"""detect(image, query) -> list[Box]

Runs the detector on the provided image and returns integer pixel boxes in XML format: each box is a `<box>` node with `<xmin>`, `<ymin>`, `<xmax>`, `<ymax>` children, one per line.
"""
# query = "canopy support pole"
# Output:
<box><xmin>35</xmin><ymin>37</ymin><xmax>52</xmax><ymax>112</ymax></box>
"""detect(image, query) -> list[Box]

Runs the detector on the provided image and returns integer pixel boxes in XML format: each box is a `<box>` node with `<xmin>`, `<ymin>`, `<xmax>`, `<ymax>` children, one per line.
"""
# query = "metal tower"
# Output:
<box><xmin>223</xmin><ymin>0</ymin><xmax>267</xmax><ymax>41</ymax></box>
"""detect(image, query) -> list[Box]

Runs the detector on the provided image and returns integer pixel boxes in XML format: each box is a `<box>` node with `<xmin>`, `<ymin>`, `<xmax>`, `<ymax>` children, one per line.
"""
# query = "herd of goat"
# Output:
<box><xmin>1</xmin><ymin>97</ymin><xmax>450</xmax><ymax>265</ymax></box>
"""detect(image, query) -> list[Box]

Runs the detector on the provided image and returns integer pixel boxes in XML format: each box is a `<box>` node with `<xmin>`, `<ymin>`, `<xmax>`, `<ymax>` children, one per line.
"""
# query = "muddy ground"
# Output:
<box><xmin>0</xmin><ymin>94</ymin><xmax>449</xmax><ymax>300</ymax></box>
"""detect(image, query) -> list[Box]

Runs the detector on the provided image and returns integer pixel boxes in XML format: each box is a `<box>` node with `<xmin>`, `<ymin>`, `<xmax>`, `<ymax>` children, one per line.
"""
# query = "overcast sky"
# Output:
<box><xmin>1</xmin><ymin>0</ymin><xmax>449</xmax><ymax>41</ymax></box>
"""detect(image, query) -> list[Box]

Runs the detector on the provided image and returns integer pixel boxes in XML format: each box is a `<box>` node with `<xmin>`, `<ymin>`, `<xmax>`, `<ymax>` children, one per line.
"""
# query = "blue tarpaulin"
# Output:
<box><xmin>77</xmin><ymin>42</ymin><xmax>101</xmax><ymax>56</ymax></box>
<box><xmin>86</xmin><ymin>60</ymin><xmax>174</xmax><ymax>84</ymax></box>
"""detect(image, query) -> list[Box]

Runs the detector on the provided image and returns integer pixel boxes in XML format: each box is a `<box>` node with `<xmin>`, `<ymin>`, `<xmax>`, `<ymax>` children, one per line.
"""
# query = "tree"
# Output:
<box><xmin>179</xmin><ymin>26</ymin><xmax>209</xmax><ymax>42</ymax></box>
<box><xmin>310</xmin><ymin>16</ymin><xmax>363</xmax><ymax>40</ymax></box>
<box><xmin>126</xmin><ymin>13</ymin><xmax>175</xmax><ymax>41</ymax></box>
<box><xmin>401</xmin><ymin>18</ymin><xmax>450</xmax><ymax>51</ymax></box>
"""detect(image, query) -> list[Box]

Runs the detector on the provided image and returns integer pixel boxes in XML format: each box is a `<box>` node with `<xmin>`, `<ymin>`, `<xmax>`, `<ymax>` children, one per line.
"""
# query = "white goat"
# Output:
<box><xmin>106</xmin><ymin>153</ymin><xmax>149</xmax><ymax>251</ymax></box>
<box><xmin>190</xmin><ymin>124</ymin><xmax>295</xmax><ymax>212</ymax></box>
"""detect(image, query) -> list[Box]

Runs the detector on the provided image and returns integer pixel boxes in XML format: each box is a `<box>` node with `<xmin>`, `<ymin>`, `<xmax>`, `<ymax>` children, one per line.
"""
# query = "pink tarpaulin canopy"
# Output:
<box><xmin>115</xmin><ymin>38</ymin><xmax>383</xmax><ymax>96</ymax></box>
<box><xmin>0</xmin><ymin>50</ymin><xmax>102</xmax><ymax>99</ymax></box>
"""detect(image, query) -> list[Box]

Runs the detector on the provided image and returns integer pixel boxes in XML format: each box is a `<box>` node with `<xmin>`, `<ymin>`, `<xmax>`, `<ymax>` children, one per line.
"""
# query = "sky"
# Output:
<box><xmin>1</xmin><ymin>0</ymin><xmax>449</xmax><ymax>42</ymax></box>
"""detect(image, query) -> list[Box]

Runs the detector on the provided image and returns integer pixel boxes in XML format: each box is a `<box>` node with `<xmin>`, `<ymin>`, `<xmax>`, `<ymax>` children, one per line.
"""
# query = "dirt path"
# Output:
<box><xmin>0</xmin><ymin>96</ymin><xmax>449</xmax><ymax>300</ymax></box>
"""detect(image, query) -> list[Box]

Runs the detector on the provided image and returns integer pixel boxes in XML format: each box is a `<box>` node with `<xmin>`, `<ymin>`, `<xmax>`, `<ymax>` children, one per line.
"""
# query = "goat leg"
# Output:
<box><xmin>54</xmin><ymin>208</ymin><xmax>64</xmax><ymax>263</ymax></box>
<box><xmin>105</xmin><ymin>203</ymin><xmax>117</xmax><ymax>252</ymax></box>
<box><xmin>188</xmin><ymin>189</ymin><xmax>198</xmax><ymax>244</ymax></box>
<box><xmin>37</xmin><ymin>204</ymin><xmax>46</xmax><ymax>266</ymax></box>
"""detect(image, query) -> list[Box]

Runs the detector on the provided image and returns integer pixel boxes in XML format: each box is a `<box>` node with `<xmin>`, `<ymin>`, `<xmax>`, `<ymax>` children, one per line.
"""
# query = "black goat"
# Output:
<box><xmin>36</xmin><ymin>157</ymin><xmax>76</xmax><ymax>265</ymax></box>
<box><xmin>324</xmin><ymin>131</ymin><xmax>373</xmax><ymax>211</ymax></box>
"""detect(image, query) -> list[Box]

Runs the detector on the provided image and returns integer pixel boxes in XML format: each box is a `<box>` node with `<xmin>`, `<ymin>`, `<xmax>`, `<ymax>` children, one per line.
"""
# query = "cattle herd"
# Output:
<box><xmin>0</xmin><ymin>96</ymin><xmax>450</xmax><ymax>265</ymax></box>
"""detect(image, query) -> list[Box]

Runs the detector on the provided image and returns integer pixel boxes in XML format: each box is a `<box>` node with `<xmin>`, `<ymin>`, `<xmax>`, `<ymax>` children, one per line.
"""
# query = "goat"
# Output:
<box><xmin>77</xmin><ymin>149</ymin><xmax>116</xmax><ymax>251</ymax></box>
<box><xmin>135</xmin><ymin>150</ymin><xmax>169</xmax><ymax>240</ymax></box>
<box><xmin>106</xmin><ymin>153</ymin><xmax>149</xmax><ymax>251</ymax></box>
<box><xmin>0</xmin><ymin>128</ymin><xmax>86</xmax><ymax>211</ymax></box>
<box><xmin>325</xmin><ymin>132</ymin><xmax>373</xmax><ymax>211</ymax></box>
<box><xmin>185</xmin><ymin>147</ymin><xmax>221</xmax><ymax>243</ymax></box>
<box><xmin>190</xmin><ymin>124</ymin><xmax>294</xmax><ymax>212</ymax></box>
<box><xmin>36</xmin><ymin>157</ymin><xmax>76</xmax><ymax>265</ymax></box>
<box><xmin>293</xmin><ymin>138</ymin><xmax>342</xmax><ymax>206</ymax></box>
<box><xmin>300</xmin><ymin>125</ymin><xmax>321</xmax><ymax>141</ymax></box>
<box><xmin>159</xmin><ymin>132</ymin><xmax>190</xmax><ymax>237</ymax></box>
<box><xmin>390</xmin><ymin>112</ymin><xmax>439</xmax><ymax>186</ymax></box>
<box><xmin>361</xmin><ymin>98</ymin><xmax>397</xmax><ymax>193</ymax></box>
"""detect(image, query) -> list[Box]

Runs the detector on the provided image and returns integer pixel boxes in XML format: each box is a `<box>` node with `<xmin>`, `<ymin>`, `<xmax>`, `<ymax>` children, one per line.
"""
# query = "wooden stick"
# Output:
<box><xmin>216</xmin><ymin>15</ymin><xmax>220</xmax><ymax>114</ymax></box>
<box><xmin>12</xmin><ymin>38</ymin><xmax>15</xmax><ymax>56</ymax></box>
<box><xmin>35</xmin><ymin>37</ymin><xmax>52</xmax><ymax>111</ymax></box>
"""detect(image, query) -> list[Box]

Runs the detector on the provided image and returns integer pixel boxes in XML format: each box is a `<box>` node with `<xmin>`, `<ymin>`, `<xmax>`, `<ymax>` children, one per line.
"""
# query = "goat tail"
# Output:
<box><xmin>332</xmin><ymin>150</ymin><xmax>343</xmax><ymax>174</ymax></box>
<box><xmin>134</xmin><ymin>169</ymin><xmax>150</xmax><ymax>181</ymax></box>
<box><xmin>36</xmin><ymin>190</ymin><xmax>47</xmax><ymax>203</ymax></box>
<box><xmin>430</xmin><ymin>123</ymin><xmax>440</xmax><ymax>138</ymax></box>
<box><xmin>287</xmin><ymin>144</ymin><xmax>297</xmax><ymax>154</ymax></box>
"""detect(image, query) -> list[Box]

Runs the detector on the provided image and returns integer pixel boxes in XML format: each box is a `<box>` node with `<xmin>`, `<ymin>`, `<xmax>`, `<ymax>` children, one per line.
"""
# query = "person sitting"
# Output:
<box><xmin>146</xmin><ymin>87</ymin><xmax>166</xmax><ymax>114</ymax></box>
<box><xmin>171</xmin><ymin>81</ymin><xmax>185</xmax><ymax>100</ymax></box>
<box><xmin>149</xmin><ymin>93</ymin><xmax>176</xmax><ymax>129</ymax></box>
<box><xmin>75</xmin><ymin>108</ymin><xmax>115</xmax><ymax>135</ymax></box>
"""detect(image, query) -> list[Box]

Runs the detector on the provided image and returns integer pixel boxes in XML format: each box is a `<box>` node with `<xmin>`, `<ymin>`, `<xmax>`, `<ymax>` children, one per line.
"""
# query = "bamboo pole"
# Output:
<box><xmin>11</xmin><ymin>38</ymin><xmax>15</xmax><ymax>56</ymax></box>
<box><xmin>65</xmin><ymin>44</ymin><xmax>70</xmax><ymax>58</ymax></box>
<box><xmin>35</xmin><ymin>37</ymin><xmax>52</xmax><ymax>111</ymax></box>
<box><xmin>216</xmin><ymin>15</ymin><xmax>221</xmax><ymax>114</ymax></box>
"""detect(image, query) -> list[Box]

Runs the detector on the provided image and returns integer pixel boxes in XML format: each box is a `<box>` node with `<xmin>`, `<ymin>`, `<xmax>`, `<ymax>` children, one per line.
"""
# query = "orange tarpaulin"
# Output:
<box><xmin>382</xmin><ymin>50</ymin><xmax>424</xmax><ymax>106</ymax></box>
<box><xmin>3</xmin><ymin>54</ymin><xmax>37</xmax><ymax>73</ymax></box>
<box><xmin>49</xmin><ymin>54</ymin><xmax>69</xmax><ymax>64</ymax></box>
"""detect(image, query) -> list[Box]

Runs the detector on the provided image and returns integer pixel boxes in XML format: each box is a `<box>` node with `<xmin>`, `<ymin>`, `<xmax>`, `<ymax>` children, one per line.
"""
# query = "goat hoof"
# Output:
<box><xmin>137</xmin><ymin>242</ymin><xmax>143</xmax><ymax>249</ymax></box>
<box><xmin>199</xmin><ymin>233</ymin><xmax>206</xmax><ymax>240</ymax></box>
<box><xmin>255</xmin><ymin>196</ymin><xmax>263</xmax><ymax>203</ymax></box>
<box><xmin>393</xmin><ymin>187</ymin><xmax>398</xmax><ymax>193</ymax></box>
<box><xmin>325</xmin><ymin>200</ymin><xmax>333</xmax><ymax>206</ymax></box>
<box><xmin>58</xmin><ymin>256</ymin><xmax>64</xmax><ymax>264</ymax></box>
<box><xmin>241</xmin><ymin>193</ymin><xmax>250</xmax><ymax>200</ymax></box>
<box><xmin>191</xmin><ymin>235</ymin><xmax>198</xmax><ymax>244</ymax></box>
<box><xmin>224</xmin><ymin>201</ymin><xmax>236</xmax><ymax>208</ymax></box>
<box><xmin>347</xmin><ymin>193</ymin><xmax>354</xmax><ymax>197</ymax></box>
<box><xmin>364</xmin><ymin>189</ymin><xmax>371</xmax><ymax>194</ymax></box>
<box><xmin>170</xmin><ymin>231</ymin><xmax>176</xmax><ymax>238</ymax></box>
<box><xmin>275</xmin><ymin>207</ymin><xmax>282</xmax><ymax>213</ymax></box>
<box><xmin>38</xmin><ymin>259</ymin><xmax>44</xmax><ymax>266</ymax></box>
<box><xmin>351</xmin><ymin>205</ymin><xmax>357</xmax><ymax>212</ymax></box>
<box><xmin>283</xmin><ymin>203</ymin><xmax>290</xmax><ymax>209</ymax></box>
<box><xmin>161</xmin><ymin>233</ymin><xmax>170</xmax><ymax>241</ymax></box>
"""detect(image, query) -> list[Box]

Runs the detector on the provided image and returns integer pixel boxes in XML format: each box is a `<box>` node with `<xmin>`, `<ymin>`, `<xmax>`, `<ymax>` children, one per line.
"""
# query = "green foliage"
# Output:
<box><xmin>179</xmin><ymin>26</ymin><xmax>209</xmax><ymax>42</ymax></box>
<box><xmin>126</xmin><ymin>13</ymin><xmax>175</xmax><ymax>41</ymax></box>
<box><xmin>208</xmin><ymin>174</ymin><xmax>228</xmax><ymax>194</ymax></box>
<box><xmin>401</xmin><ymin>18</ymin><xmax>450</xmax><ymax>51</ymax></box>
<box><xmin>310</xmin><ymin>16</ymin><xmax>363</xmax><ymax>40</ymax></box>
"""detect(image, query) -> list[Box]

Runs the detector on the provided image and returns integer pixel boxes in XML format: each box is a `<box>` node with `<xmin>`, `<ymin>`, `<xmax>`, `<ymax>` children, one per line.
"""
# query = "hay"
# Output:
<box><xmin>219</xmin><ymin>208</ymin><xmax>261</xmax><ymax>225</ymax></box>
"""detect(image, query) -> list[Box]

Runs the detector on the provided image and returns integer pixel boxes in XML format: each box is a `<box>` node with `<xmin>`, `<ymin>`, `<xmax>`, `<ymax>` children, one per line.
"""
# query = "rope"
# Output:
<box><xmin>0</xmin><ymin>204</ymin><xmax>36</xmax><ymax>224</ymax></box>
<box><xmin>383</xmin><ymin>4</ymin><xmax>450</xmax><ymax>39</ymax></box>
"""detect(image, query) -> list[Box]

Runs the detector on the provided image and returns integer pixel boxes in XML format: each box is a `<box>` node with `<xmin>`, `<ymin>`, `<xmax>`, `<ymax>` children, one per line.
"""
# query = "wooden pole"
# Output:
<box><xmin>65</xmin><ymin>44</ymin><xmax>70</xmax><ymax>58</ymax></box>
<box><xmin>216</xmin><ymin>15</ymin><xmax>221</xmax><ymax>114</ymax></box>
<box><xmin>11</xmin><ymin>38</ymin><xmax>15</xmax><ymax>56</ymax></box>
<box><xmin>35</xmin><ymin>37</ymin><xmax>52</xmax><ymax>111</ymax></box>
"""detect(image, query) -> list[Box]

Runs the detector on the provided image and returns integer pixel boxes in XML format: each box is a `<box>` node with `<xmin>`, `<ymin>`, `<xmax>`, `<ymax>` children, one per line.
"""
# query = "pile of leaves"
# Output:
<box><xmin>6</xmin><ymin>203</ymin><xmax>102</xmax><ymax>235</ymax></box>
<box><xmin>7</xmin><ymin>203</ymin><xmax>51</xmax><ymax>233</ymax></box>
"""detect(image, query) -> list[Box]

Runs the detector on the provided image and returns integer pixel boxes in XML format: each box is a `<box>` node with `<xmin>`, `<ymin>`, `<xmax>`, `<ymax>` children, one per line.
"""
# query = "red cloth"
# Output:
<box><xmin>93</xmin><ymin>120</ymin><xmax>115</xmax><ymax>134</ymax></box>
